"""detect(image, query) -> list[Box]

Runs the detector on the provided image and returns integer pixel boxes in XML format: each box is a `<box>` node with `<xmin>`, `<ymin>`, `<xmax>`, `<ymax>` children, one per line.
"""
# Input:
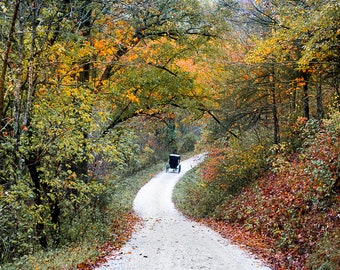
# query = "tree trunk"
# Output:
<box><xmin>272</xmin><ymin>89</ymin><xmax>280</xmax><ymax>144</ymax></box>
<box><xmin>301</xmin><ymin>71</ymin><xmax>310</xmax><ymax>120</ymax></box>
<box><xmin>291</xmin><ymin>86</ymin><xmax>296</xmax><ymax>113</ymax></box>
<box><xmin>0</xmin><ymin>0</ymin><xmax>20</xmax><ymax>122</ymax></box>
<box><xmin>75</xmin><ymin>0</ymin><xmax>94</xmax><ymax>181</ymax></box>
<box><xmin>23</xmin><ymin>1</ymin><xmax>39</xmax><ymax>128</ymax></box>
<box><xmin>25</xmin><ymin>155</ymin><xmax>48</xmax><ymax>249</ymax></box>
<box><xmin>333</xmin><ymin>63</ymin><xmax>340</xmax><ymax>111</ymax></box>
<box><xmin>51</xmin><ymin>200</ymin><xmax>61</xmax><ymax>246</ymax></box>
<box><xmin>270</xmin><ymin>66</ymin><xmax>280</xmax><ymax>144</ymax></box>
<box><xmin>316</xmin><ymin>69</ymin><xmax>324</xmax><ymax>120</ymax></box>
<box><xmin>13</xmin><ymin>6</ymin><xmax>25</xmax><ymax>145</ymax></box>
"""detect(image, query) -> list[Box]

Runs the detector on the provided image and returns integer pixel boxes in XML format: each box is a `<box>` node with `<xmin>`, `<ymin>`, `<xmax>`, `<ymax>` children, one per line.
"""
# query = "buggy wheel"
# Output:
<box><xmin>166</xmin><ymin>164</ymin><xmax>170</xmax><ymax>172</ymax></box>
<box><xmin>178</xmin><ymin>164</ymin><xmax>181</xmax><ymax>173</ymax></box>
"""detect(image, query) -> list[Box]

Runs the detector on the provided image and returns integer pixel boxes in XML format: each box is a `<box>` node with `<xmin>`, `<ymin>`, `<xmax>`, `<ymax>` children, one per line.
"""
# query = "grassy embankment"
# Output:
<box><xmin>173</xmin><ymin>116</ymin><xmax>340</xmax><ymax>270</ymax></box>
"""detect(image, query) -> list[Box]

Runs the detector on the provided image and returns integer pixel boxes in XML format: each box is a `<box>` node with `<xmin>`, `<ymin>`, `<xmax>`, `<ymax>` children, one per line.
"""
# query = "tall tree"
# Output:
<box><xmin>208</xmin><ymin>0</ymin><xmax>339</xmax><ymax>145</ymax></box>
<box><xmin>0</xmin><ymin>0</ymin><xmax>20</xmax><ymax>122</ymax></box>
<box><xmin>246</xmin><ymin>0</ymin><xmax>340</xmax><ymax>118</ymax></box>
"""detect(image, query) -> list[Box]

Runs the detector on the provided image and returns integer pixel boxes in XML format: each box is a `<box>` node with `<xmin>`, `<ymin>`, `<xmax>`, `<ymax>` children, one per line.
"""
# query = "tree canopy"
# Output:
<box><xmin>0</xmin><ymin>0</ymin><xmax>339</xmax><ymax>266</ymax></box>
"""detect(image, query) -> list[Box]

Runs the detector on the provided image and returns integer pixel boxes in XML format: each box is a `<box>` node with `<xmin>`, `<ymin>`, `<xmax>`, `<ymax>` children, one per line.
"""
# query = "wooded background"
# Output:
<box><xmin>0</xmin><ymin>0</ymin><xmax>339</xmax><ymax>268</ymax></box>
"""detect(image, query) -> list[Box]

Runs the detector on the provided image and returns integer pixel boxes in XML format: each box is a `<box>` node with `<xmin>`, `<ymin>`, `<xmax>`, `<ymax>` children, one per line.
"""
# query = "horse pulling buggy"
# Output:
<box><xmin>165</xmin><ymin>154</ymin><xmax>181</xmax><ymax>173</ymax></box>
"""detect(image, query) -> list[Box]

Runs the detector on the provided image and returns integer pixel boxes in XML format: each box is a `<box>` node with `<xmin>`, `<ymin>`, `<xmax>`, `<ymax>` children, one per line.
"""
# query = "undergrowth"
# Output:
<box><xmin>0</xmin><ymin>162</ymin><xmax>165</xmax><ymax>270</ymax></box>
<box><xmin>173</xmin><ymin>114</ymin><xmax>340</xmax><ymax>269</ymax></box>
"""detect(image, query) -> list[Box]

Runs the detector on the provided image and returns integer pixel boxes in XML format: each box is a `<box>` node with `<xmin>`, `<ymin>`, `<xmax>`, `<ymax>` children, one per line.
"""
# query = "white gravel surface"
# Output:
<box><xmin>97</xmin><ymin>154</ymin><xmax>271</xmax><ymax>270</ymax></box>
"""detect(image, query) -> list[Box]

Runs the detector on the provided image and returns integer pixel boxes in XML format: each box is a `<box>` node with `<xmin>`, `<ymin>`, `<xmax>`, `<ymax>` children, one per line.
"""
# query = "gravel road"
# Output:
<box><xmin>97</xmin><ymin>154</ymin><xmax>271</xmax><ymax>270</ymax></box>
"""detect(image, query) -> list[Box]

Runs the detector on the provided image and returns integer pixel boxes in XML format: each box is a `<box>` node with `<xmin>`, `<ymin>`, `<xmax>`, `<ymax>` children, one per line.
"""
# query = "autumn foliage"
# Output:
<box><xmin>0</xmin><ymin>0</ymin><xmax>339</xmax><ymax>268</ymax></box>
<box><xmin>175</xmin><ymin>113</ymin><xmax>340</xmax><ymax>269</ymax></box>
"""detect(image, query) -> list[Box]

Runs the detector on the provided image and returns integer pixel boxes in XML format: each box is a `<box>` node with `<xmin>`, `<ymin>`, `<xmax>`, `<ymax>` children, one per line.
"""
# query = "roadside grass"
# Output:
<box><xmin>173</xmin><ymin>166</ymin><xmax>203</xmax><ymax>218</ymax></box>
<box><xmin>0</xmin><ymin>242</ymin><xmax>101</xmax><ymax>270</ymax></box>
<box><xmin>0</xmin><ymin>162</ymin><xmax>166</xmax><ymax>270</ymax></box>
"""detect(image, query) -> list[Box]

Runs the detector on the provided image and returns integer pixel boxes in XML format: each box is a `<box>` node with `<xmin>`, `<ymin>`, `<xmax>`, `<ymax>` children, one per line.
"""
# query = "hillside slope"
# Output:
<box><xmin>174</xmin><ymin>116</ymin><xmax>340</xmax><ymax>269</ymax></box>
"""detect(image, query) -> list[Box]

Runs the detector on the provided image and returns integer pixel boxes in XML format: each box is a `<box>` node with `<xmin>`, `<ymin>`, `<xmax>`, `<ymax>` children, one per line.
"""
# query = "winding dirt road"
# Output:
<box><xmin>97</xmin><ymin>154</ymin><xmax>271</xmax><ymax>270</ymax></box>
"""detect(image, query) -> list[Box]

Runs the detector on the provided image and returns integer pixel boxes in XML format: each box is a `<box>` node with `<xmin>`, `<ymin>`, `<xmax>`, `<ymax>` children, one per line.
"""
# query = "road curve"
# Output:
<box><xmin>97</xmin><ymin>154</ymin><xmax>271</xmax><ymax>270</ymax></box>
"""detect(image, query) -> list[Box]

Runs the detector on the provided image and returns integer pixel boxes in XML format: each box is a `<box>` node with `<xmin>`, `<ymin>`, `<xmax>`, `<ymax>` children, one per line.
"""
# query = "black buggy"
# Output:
<box><xmin>165</xmin><ymin>154</ymin><xmax>181</xmax><ymax>173</ymax></box>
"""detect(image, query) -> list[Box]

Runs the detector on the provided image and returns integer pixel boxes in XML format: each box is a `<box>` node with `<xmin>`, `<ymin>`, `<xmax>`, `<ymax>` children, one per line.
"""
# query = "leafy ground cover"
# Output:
<box><xmin>0</xmin><ymin>163</ymin><xmax>165</xmax><ymax>270</ymax></box>
<box><xmin>174</xmin><ymin>116</ymin><xmax>340</xmax><ymax>270</ymax></box>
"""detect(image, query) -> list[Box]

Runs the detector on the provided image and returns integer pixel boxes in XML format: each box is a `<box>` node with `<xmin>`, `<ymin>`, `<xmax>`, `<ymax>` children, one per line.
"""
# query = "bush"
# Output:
<box><xmin>0</xmin><ymin>162</ymin><xmax>165</xmax><ymax>269</ymax></box>
<box><xmin>174</xmin><ymin>142</ymin><xmax>269</xmax><ymax>218</ymax></box>
<box><xmin>306</xmin><ymin>228</ymin><xmax>340</xmax><ymax>270</ymax></box>
<box><xmin>175</xmin><ymin>114</ymin><xmax>339</xmax><ymax>269</ymax></box>
<box><xmin>203</xmin><ymin>143</ymin><xmax>268</xmax><ymax>195</ymax></box>
<box><xmin>214</xmin><ymin>116</ymin><xmax>339</xmax><ymax>268</ymax></box>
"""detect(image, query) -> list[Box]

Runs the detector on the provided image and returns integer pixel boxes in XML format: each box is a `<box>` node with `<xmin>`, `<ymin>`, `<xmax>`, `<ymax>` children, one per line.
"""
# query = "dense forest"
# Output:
<box><xmin>0</xmin><ymin>0</ymin><xmax>339</xmax><ymax>269</ymax></box>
